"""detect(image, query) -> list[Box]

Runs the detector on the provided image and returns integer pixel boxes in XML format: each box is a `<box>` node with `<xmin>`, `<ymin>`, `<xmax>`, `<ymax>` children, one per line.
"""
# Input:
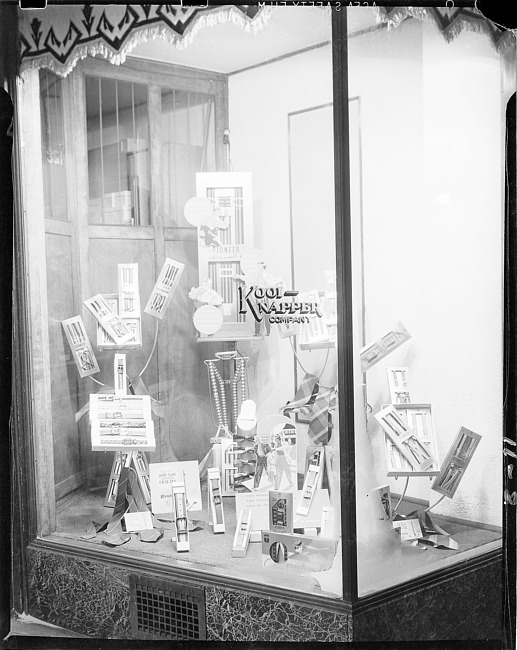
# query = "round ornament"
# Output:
<box><xmin>184</xmin><ymin>197</ymin><xmax>214</xmax><ymax>227</ymax></box>
<box><xmin>193</xmin><ymin>305</ymin><xmax>223</xmax><ymax>335</ymax></box>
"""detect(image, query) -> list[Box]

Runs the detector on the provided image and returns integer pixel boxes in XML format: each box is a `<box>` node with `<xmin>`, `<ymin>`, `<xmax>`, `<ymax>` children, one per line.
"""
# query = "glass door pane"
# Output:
<box><xmin>40</xmin><ymin>69</ymin><xmax>68</xmax><ymax>221</ymax></box>
<box><xmin>348</xmin><ymin>8</ymin><xmax>512</xmax><ymax>596</ymax></box>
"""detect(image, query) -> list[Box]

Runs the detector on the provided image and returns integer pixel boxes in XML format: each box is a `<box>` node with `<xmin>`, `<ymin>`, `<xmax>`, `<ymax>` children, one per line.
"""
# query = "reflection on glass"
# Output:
<box><xmin>86</xmin><ymin>76</ymin><xmax>150</xmax><ymax>225</ymax></box>
<box><xmin>40</xmin><ymin>69</ymin><xmax>68</xmax><ymax>221</ymax></box>
<box><xmin>161</xmin><ymin>89</ymin><xmax>216</xmax><ymax>227</ymax></box>
<box><xmin>349</xmin><ymin>10</ymin><xmax>512</xmax><ymax>597</ymax></box>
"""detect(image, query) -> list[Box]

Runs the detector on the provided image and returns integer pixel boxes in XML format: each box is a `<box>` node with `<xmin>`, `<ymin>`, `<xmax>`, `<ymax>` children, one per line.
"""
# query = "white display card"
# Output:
<box><xmin>360</xmin><ymin>322</ymin><xmax>411</xmax><ymax>372</ymax></box>
<box><xmin>172</xmin><ymin>481</ymin><xmax>190</xmax><ymax>552</ymax></box>
<box><xmin>293</xmin><ymin>489</ymin><xmax>330</xmax><ymax>529</ymax></box>
<box><xmin>384</xmin><ymin>404</ymin><xmax>440</xmax><ymax>477</ymax></box>
<box><xmin>386</xmin><ymin>366</ymin><xmax>411</xmax><ymax>404</ymax></box>
<box><xmin>320</xmin><ymin>506</ymin><xmax>335</xmax><ymax>538</ymax></box>
<box><xmin>236</xmin><ymin>489</ymin><xmax>331</xmax><ymax>537</ymax></box>
<box><xmin>232</xmin><ymin>508</ymin><xmax>253</xmax><ymax>557</ymax></box>
<box><xmin>393</xmin><ymin>518</ymin><xmax>423</xmax><ymax>541</ymax></box>
<box><xmin>118</xmin><ymin>263</ymin><xmax>141</xmax><ymax>318</ymax></box>
<box><xmin>124</xmin><ymin>511</ymin><xmax>153</xmax><ymax>532</ymax></box>
<box><xmin>431</xmin><ymin>426</ymin><xmax>481</xmax><ymax>498</ymax></box>
<box><xmin>90</xmin><ymin>394</ymin><xmax>152</xmax><ymax>420</ymax></box>
<box><xmin>149</xmin><ymin>461</ymin><xmax>202</xmax><ymax>514</ymax></box>
<box><xmin>62</xmin><ymin>315</ymin><xmax>99</xmax><ymax>378</ymax></box>
<box><xmin>195</xmin><ymin>172</ymin><xmax>257</xmax><ymax>340</ymax></box>
<box><xmin>145</xmin><ymin>257</ymin><xmax>185</xmax><ymax>320</ymax></box>
<box><xmin>89</xmin><ymin>394</ymin><xmax>155</xmax><ymax>452</ymax></box>
<box><xmin>114</xmin><ymin>353</ymin><xmax>127</xmax><ymax>396</ymax></box>
<box><xmin>375</xmin><ymin>404</ymin><xmax>434</xmax><ymax>472</ymax></box>
<box><xmin>235</xmin><ymin>491</ymin><xmax>269</xmax><ymax>535</ymax></box>
<box><xmin>96</xmin><ymin>294</ymin><xmax>142</xmax><ymax>349</ymax></box>
<box><xmin>84</xmin><ymin>293</ymin><xmax>134</xmax><ymax>346</ymax></box>
<box><xmin>207</xmin><ymin>467</ymin><xmax>225</xmax><ymax>533</ymax></box>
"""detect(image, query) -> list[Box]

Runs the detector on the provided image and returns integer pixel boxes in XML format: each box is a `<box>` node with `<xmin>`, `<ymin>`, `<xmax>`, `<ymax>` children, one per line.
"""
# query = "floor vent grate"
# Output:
<box><xmin>129</xmin><ymin>575</ymin><xmax>206</xmax><ymax>640</ymax></box>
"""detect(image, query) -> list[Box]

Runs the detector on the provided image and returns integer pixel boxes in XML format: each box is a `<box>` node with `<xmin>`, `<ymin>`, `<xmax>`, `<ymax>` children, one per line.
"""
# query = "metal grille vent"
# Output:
<box><xmin>130</xmin><ymin>575</ymin><xmax>206</xmax><ymax>640</ymax></box>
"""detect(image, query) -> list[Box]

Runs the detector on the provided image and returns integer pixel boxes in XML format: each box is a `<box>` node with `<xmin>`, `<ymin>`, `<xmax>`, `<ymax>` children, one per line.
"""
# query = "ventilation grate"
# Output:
<box><xmin>129</xmin><ymin>575</ymin><xmax>206</xmax><ymax>640</ymax></box>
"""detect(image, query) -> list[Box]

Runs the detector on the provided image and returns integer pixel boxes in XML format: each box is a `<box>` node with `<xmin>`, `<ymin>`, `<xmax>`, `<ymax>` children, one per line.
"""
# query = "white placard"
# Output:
<box><xmin>124</xmin><ymin>511</ymin><xmax>153</xmax><ymax>532</ymax></box>
<box><xmin>62</xmin><ymin>316</ymin><xmax>100</xmax><ymax>378</ymax></box>
<box><xmin>235</xmin><ymin>489</ymin><xmax>330</xmax><ymax>534</ymax></box>
<box><xmin>145</xmin><ymin>258</ymin><xmax>185</xmax><ymax>320</ymax></box>
<box><xmin>293</xmin><ymin>489</ymin><xmax>330</xmax><ymax>528</ymax></box>
<box><xmin>386</xmin><ymin>366</ymin><xmax>411</xmax><ymax>404</ymax></box>
<box><xmin>393</xmin><ymin>518</ymin><xmax>423</xmax><ymax>541</ymax></box>
<box><xmin>235</xmin><ymin>491</ymin><xmax>269</xmax><ymax>533</ymax></box>
<box><xmin>149</xmin><ymin>461</ymin><xmax>202</xmax><ymax>514</ymax></box>
<box><xmin>360</xmin><ymin>322</ymin><xmax>411</xmax><ymax>372</ymax></box>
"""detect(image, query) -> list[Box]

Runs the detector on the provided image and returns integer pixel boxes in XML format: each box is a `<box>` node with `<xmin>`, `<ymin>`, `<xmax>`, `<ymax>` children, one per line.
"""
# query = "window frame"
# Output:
<box><xmin>10</xmin><ymin>8</ymin><xmax>509</xmax><ymax>618</ymax></box>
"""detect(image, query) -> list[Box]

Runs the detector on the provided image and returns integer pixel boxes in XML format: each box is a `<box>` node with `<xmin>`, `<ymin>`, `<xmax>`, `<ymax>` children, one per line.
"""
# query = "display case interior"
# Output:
<box><xmin>30</xmin><ymin>6</ymin><xmax>344</xmax><ymax>601</ymax></box>
<box><xmin>16</xmin><ymin>4</ymin><xmax>515</xmax><ymax>610</ymax></box>
<box><xmin>347</xmin><ymin>15</ymin><xmax>513</xmax><ymax>596</ymax></box>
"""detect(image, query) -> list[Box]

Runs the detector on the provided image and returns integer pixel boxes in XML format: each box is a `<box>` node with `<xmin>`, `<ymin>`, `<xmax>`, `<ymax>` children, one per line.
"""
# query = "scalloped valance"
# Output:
<box><xmin>18</xmin><ymin>4</ymin><xmax>514</xmax><ymax>78</ymax></box>
<box><xmin>18</xmin><ymin>4</ymin><xmax>271</xmax><ymax>77</ymax></box>
<box><xmin>375</xmin><ymin>6</ymin><xmax>514</xmax><ymax>53</ymax></box>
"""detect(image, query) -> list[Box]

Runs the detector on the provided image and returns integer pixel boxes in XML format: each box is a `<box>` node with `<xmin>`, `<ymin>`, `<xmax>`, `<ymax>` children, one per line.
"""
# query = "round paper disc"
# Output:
<box><xmin>193</xmin><ymin>305</ymin><xmax>223</xmax><ymax>335</ymax></box>
<box><xmin>184</xmin><ymin>197</ymin><xmax>214</xmax><ymax>227</ymax></box>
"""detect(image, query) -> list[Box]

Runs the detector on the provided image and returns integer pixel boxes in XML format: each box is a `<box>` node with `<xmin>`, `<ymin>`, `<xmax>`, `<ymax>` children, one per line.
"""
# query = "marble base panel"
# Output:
<box><xmin>26</xmin><ymin>547</ymin><xmax>501</xmax><ymax>642</ymax></box>
<box><xmin>205</xmin><ymin>586</ymin><xmax>352</xmax><ymax>641</ymax></box>
<box><xmin>353</xmin><ymin>556</ymin><xmax>502</xmax><ymax>642</ymax></box>
<box><xmin>26</xmin><ymin>547</ymin><xmax>352</xmax><ymax>641</ymax></box>
<box><xmin>27</xmin><ymin>549</ymin><xmax>132</xmax><ymax>639</ymax></box>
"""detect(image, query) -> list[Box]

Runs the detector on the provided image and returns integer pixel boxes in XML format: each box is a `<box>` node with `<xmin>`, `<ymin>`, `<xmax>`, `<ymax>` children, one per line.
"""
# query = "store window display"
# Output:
<box><xmin>16</xmin><ymin>4</ymin><xmax>343</xmax><ymax>600</ymax></box>
<box><xmin>9</xmin><ymin>2</ymin><xmax>516</xmax><ymax>641</ymax></box>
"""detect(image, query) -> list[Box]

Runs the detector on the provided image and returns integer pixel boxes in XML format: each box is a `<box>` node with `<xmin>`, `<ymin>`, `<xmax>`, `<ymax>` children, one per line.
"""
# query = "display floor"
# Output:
<box><xmin>53</xmin><ymin>484</ymin><xmax>342</xmax><ymax>598</ymax></box>
<box><xmin>358</xmin><ymin>499</ymin><xmax>502</xmax><ymax>597</ymax></box>
<box><xmin>52</xmin><ymin>487</ymin><xmax>501</xmax><ymax>600</ymax></box>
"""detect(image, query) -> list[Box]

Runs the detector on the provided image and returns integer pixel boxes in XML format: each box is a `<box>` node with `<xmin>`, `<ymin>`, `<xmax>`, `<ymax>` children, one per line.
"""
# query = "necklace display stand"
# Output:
<box><xmin>205</xmin><ymin>349</ymin><xmax>254</xmax><ymax>495</ymax></box>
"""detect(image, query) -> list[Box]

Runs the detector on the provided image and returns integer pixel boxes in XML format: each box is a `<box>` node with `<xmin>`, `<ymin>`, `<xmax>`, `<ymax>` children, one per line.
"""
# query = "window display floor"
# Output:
<box><xmin>52</xmin><ymin>488</ymin><xmax>501</xmax><ymax>600</ymax></box>
<box><xmin>358</xmin><ymin>499</ymin><xmax>502</xmax><ymax>596</ymax></box>
<box><xmin>53</xmin><ymin>485</ymin><xmax>343</xmax><ymax>598</ymax></box>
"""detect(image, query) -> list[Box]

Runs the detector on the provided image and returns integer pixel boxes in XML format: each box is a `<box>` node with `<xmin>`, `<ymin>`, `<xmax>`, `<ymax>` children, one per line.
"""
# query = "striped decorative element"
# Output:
<box><xmin>283</xmin><ymin>373</ymin><xmax>336</xmax><ymax>445</ymax></box>
<box><xmin>282</xmin><ymin>373</ymin><xmax>319</xmax><ymax>418</ymax></box>
<box><xmin>107</xmin><ymin>466</ymin><xmax>130</xmax><ymax>536</ymax></box>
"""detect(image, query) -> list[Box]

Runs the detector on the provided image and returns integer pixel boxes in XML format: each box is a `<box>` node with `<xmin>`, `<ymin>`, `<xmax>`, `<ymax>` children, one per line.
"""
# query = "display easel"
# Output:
<box><xmin>65</xmin><ymin>259</ymin><xmax>184</xmax><ymax>512</ymax></box>
<box><xmin>104</xmin><ymin>450</ymin><xmax>151</xmax><ymax>508</ymax></box>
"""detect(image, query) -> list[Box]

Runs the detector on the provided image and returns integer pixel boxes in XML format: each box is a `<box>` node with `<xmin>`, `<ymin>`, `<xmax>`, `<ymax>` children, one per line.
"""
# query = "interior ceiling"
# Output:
<box><xmin>130</xmin><ymin>7</ymin><xmax>379</xmax><ymax>74</ymax></box>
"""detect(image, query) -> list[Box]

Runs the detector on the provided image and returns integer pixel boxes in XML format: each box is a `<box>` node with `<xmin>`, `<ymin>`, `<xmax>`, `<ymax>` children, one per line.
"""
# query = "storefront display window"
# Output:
<box><xmin>347</xmin><ymin>15</ymin><xmax>513</xmax><ymax>596</ymax></box>
<box><xmin>18</xmin><ymin>5</ymin><xmax>343</xmax><ymax>601</ymax></box>
<box><xmin>9</xmin><ymin>2</ymin><xmax>516</xmax><ymax>641</ymax></box>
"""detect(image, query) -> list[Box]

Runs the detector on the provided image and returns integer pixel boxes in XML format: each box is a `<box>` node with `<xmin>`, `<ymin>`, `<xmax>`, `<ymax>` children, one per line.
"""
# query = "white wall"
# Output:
<box><xmin>228</xmin><ymin>45</ymin><xmax>335</xmax><ymax>437</ymax></box>
<box><xmin>228</xmin><ymin>17</ymin><xmax>511</xmax><ymax>531</ymax></box>
<box><xmin>349</xmin><ymin>18</ymin><xmax>509</xmax><ymax>528</ymax></box>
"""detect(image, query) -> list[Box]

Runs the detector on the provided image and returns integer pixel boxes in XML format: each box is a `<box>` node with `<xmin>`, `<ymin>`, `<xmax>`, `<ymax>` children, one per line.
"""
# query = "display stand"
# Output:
<box><xmin>204</xmin><ymin>348</ymin><xmax>253</xmax><ymax>494</ymax></box>
<box><xmin>105</xmin><ymin>450</ymin><xmax>151</xmax><ymax>508</ymax></box>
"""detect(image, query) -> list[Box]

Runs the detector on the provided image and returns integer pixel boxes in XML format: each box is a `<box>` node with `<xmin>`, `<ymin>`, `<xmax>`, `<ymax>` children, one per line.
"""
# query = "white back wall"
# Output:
<box><xmin>229</xmin><ymin>15</ymin><xmax>510</xmax><ymax>527</ymax></box>
<box><xmin>228</xmin><ymin>45</ymin><xmax>334</xmax><ymax>432</ymax></box>
<box><xmin>349</xmin><ymin>18</ymin><xmax>508</xmax><ymax>528</ymax></box>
